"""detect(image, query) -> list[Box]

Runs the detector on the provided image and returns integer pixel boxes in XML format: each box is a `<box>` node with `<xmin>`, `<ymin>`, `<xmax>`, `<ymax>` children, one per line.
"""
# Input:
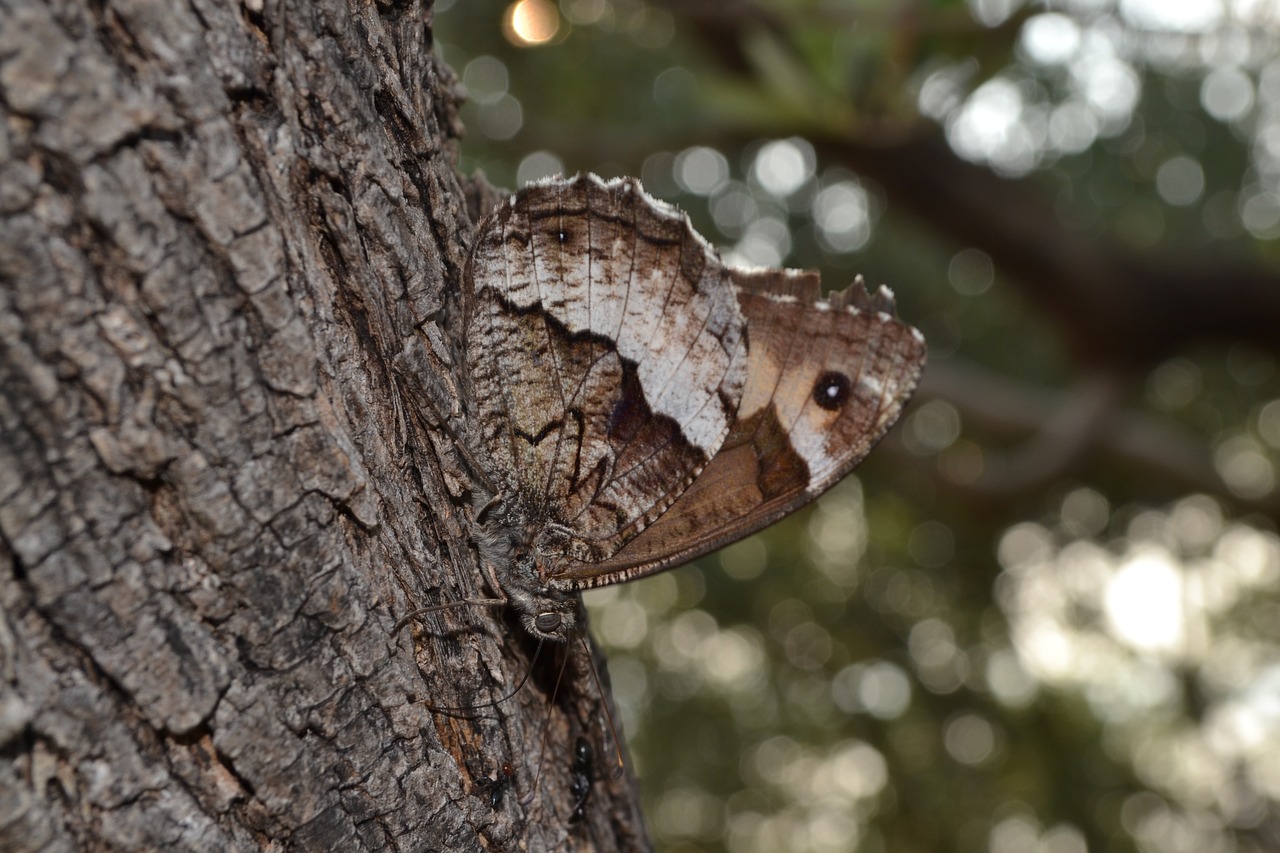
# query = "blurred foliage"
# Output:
<box><xmin>434</xmin><ymin>1</ymin><xmax>1280</xmax><ymax>851</ymax></box>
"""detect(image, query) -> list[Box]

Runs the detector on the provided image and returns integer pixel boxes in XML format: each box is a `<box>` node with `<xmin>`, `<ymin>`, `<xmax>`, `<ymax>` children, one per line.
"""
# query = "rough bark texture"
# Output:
<box><xmin>0</xmin><ymin>0</ymin><xmax>645</xmax><ymax>850</ymax></box>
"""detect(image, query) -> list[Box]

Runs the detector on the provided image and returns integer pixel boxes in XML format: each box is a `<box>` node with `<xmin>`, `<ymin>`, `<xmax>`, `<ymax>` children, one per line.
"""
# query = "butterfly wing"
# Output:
<box><xmin>466</xmin><ymin>175</ymin><xmax>749</xmax><ymax>562</ymax></box>
<box><xmin>548</xmin><ymin>268</ymin><xmax>926</xmax><ymax>589</ymax></box>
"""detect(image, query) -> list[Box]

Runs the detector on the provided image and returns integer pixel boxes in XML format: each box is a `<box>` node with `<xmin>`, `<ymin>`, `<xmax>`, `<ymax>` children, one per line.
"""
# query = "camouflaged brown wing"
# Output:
<box><xmin>547</xmin><ymin>269</ymin><xmax>926</xmax><ymax>588</ymax></box>
<box><xmin>465</xmin><ymin>174</ymin><xmax>749</xmax><ymax>565</ymax></box>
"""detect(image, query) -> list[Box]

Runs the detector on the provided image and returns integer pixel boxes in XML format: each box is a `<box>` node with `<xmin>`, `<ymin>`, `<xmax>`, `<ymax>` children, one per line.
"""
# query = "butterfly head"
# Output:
<box><xmin>510</xmin><ymin>589</ymin><xmax>579</xmax><ymax>643</ymax></box>
<box><xmin>503</xmin><ymin>532</ymin><xmax>579</xmax><ymax>642</ymax></box>
<box><xmin>475</xmin><ymin>497</ymin><xmax>581</xmax><ymax>642</ymax></box>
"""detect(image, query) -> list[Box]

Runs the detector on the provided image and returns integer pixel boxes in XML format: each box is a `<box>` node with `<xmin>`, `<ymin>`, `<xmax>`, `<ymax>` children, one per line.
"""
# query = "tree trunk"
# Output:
<box><xmin>0</xmin><ymin>0</ymin><xmax>646</xmax><ymax>849</ymax></box>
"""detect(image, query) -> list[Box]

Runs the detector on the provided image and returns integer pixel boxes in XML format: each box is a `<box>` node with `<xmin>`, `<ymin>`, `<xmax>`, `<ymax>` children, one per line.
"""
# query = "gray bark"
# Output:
<box><xmin>0</xmin><ymin>0</ymin><xmax>645</xmax><ymax>849</ymax></box>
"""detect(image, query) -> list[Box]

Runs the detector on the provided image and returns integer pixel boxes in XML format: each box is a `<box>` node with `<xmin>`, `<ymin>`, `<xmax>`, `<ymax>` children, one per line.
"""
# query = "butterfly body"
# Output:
<box><xmin>462</xmin><ymin>174</ymin><xmax>925</xmax><ymax>642</ymax></box>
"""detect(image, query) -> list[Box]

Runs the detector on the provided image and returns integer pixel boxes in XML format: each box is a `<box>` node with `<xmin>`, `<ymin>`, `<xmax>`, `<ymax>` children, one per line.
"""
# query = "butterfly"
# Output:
<box><xmin>460</xmin><ymin>173</ymin><xmax>925</xmax><ymax>643</ymax></box>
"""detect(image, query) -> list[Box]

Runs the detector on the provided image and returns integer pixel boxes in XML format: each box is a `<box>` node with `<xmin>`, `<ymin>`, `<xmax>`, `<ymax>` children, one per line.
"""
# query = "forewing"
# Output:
<box><xmin>465</xmin><ymin>175</ymin><xmax>749</xmax><ymax>562</ymax></box>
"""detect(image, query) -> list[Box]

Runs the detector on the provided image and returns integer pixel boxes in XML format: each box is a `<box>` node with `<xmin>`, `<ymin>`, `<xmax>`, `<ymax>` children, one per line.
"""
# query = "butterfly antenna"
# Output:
<box><xmin>391</xmin><ymin>597</ymin><xmax>504</xmax><ymax>639</ymax></box>
<box><xmin>577</xmin><ymin>632</ymin><xmax>626</xmax><ymax>779</ymax></box>
<box><xmin>519</xmin><ymin>643</ymin><xmax>573</xmax><ymax>808</ymax></box>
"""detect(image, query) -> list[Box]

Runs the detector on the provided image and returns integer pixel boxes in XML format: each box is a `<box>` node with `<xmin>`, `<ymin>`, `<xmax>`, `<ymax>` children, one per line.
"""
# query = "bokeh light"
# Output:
<box><xmin>503</xmin><ymin>0</ymin><xmax>560</xmax><ymax>47</ymax></box>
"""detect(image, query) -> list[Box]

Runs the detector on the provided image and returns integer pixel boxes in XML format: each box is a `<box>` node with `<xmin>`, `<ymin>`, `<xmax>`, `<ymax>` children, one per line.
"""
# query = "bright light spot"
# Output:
<box><xmin>475</xmin><ymin>94</ymin><xmax>523</xmax><ymax>140</ymax></box>
<box><xmin>860</xmin><ymin>662</ymin><xmax>912</xmax><ymax>719</ymax></box>
<box><xmin>652</xmin><ymin>608</ymin><xmax>717</xmax><ymax>669</ymax></box>
<box><xmin>751</xmin><ymin>735</ymin><xmax>800</xmax><ymax>784</ymax></box>
<box><xmin>1214</xmin><ymin>435</ymin><xmax>1276</xmax><ymax>499</ymax></box>
<box><xmin>997</xmin><ymin>523</ymin><xmax>1054</xmax><ymax>569</ymax></box>
<box><xmin>603</xmin><ymin>653</ymin><xmax>648</xmax><ymax>733</ymax></box>
<box><xmin>561</xmin><ymin>0</ymin><xmax>606</xmax><ymax>26</ymax></box>
<box><xmin>807</xmin><ymin>811</ymin><xmax>863</xmax><ymax>853</ymax></box>
<box><xmin>729</xmin><ymin>216</ymin><xmax>791</xmax><ymax>267</ymax></box>
<box><xmin>504</xmin><ymin>0</ymin><xmax>560</xmax><ymax>46</ymax></box>
<box><xmin>947</xmin><ymin>77</ymin><xmax>1041</xmax><ymax>176</ymax></box>
<box><xmin>1261</xmin><ymin>56</ymin><xmax>1280</xmax><ymax>105</ymax></box>
<box><xmin>1215</xmin><ymin>525</ymin><xmax>1280</xmax><ymax>587</ymax></box>
<box><xmin>516</xmin><ymin>150</ymin><xmax>564</xmax><ymax>186</ymax></box>
<box><xmin>641</xmin><ymin>151</ymin><xmax>680</xmax><ymax>198</ymax></box>
<box><xmin>1201</xmin><ymin>66</ymin><xmax>1255</xmax><ymax>122</ymax></box>
<box><xmin>1156</xmin><ymin>155</ymin><xmax>1205</xmax><ymax>206</ymax></box>
<box><xmin>1073</xmin><ymin>55</ymin><xmax>1141</xmax><ymax>130</ymax></box>
<box><xmin>905</xmin><ymin>400</ymin><xmax>961</xmax><ymax>454</ymax></box>
<box><xmin>1094</xmin><ymin>658</ymin><xmax>1179</xmax><ymax>719</ymax></box>
<box><xmin>752</xmin><ymin>138</ymin><xmax>815</xmax><ymax>197</ymax></box>
<box><xmin>986</xmin><ymin>648</ymin><xmax>1037</xmax><ymax>707</ymax></box>
<box><xmin>831</xmin><ymin>661</ymin><xmax>912</xmax><ymax>719</ymax></box>
<box><xmin>1120</xmin><ymin>0</ymin><xmax>1222</xmax><ymax>32</ymax></box>
<box><xmin>807</xmin><ymin>494</ymin><xmax>867</xmax><ymax>583</ymax></box>
<box><xmin>783</xmin><ymin>622</ymin><xmax>832</xmax><ymax>671</ymax></box>
<box><xmin>635</xmin><ymin>571</ymin><xmax>681</xmax><ymax>613</ymax></box>
<box><xmin>812</xmin><ymin>180</ymin><xmax>870</xmax><ymax>252</ymax></box>
<box><xmin>595</xmin><ymin>598</ymin><xmax>647</xmax><ymax>649</ymax></box>
<box><xmin>1041</xmin><ymin>824</ymin><xmax>1089</xmax><ymax>853</ymax></box>
<box><xmin>968</xmin><ymin>0</ymin><xmax>1020</xmax><ymax>27</ymax></box>
<box><xmin>827</xmin><ymin>741</ymin><xmax>888</xmax><ymax>800</ymax></box>
<box><xmin>1239</xmin><ymin>187</ymin><xmax>1280</xmax><ymax>238</ymax></box>
<box><xmin>948</xmin><ymin>247</ymin><xmax>994</xmax><ymax>295</ymax></box>
<box><xmin>990</xmin><ymin>815</ymin><xmax>1040</xmax><ymax>853</ymax></box>
<box><xmin>1049</xmin><ymin>100</ymin><xmax>1099</xmax><ymax>153</ymax></box>
<box><xmin>1242</xmin><ymin>666</ymin><xmax>1280</xmax><ymax>724</ymax></box>
<box><xmin>462</xmin><ymin>56</ymin><xmax>509</xmax><ymax>105</ymax></box>
<box><xmin>1148</xmin><ymin>358</ymin><xmax>1202</xmax><ymax>410</ymax></box>
<box><xmin>1060</xmin><ymin>487</ymin><xmax>1110</xmax><ymax>538</ymax></box>
<box><xmin>1016</xmin><ymin>621</ymin><xmax>1076</xmax><ymax>681</ymax></box>
<box><xmin>710</xmin><ymin>183</ymin><xmax>759</xmax><ymax>236</ymax></box>
<box><xmin>918</xmin><ymin>61</ymin><xmax>977</xmax><ymax>120</ymax></box>
<box><xmin>1259</xmin><ymin>399</ymin><xmax>1280</xmax><ymax>448</ymax></box>
<box><xmin>940</xmin><ymin>439</ymin><xmax>985</xmax><ymax>485</ymax></box>
<box><xmin>1021</xmin><ymin>13</ymin><xmax>1080</xmax><ymax>65</ymax></box>
<box><xmin>1104</xmin><ymin>552</ymin><xmax>1185</xmax><ymax>654</ymax></box>
<box><xmin>1227</xmin><ymin>344</ymin><xmax>1271</xmax><ymax>386</ymax></box>
<box><xmin>674</xmin><ymin>146</ymin><xmax>729</xmax><ymax>195</ymax></box>
<box><xmin>629</xmin><ymin>6</ymin><xmax>675</xmax><ymax>50</ymax></box>
<box><xmin>1169</xmin><ymin>495</ymin><xmax>1223</xmax><ymax>552</ymax></box>
<box><xmin>909</xmin><ymin>618</ymin><xmax>958</xmax><ymax>669</ymax></box>
<box><xmin>719</xmin><ymin>536</ymin><xmax>768</xmax><ymax>581</ymax></box>
<box><xmin>944</xmin><ymin>713</ymin><xmax>996</xmax><ymax>765</ymax></box>
<box><xmin>701</xmin><ymin>627</ymin><xmax>766</xmax><ymax>691</ymax></box>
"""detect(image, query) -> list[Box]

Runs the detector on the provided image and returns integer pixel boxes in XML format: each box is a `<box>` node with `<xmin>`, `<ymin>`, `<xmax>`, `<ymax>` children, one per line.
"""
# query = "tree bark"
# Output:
<box><xmin>0</xmin><ymin>0</ymin><xmax>645</xmax><ymax>850</ymax></box>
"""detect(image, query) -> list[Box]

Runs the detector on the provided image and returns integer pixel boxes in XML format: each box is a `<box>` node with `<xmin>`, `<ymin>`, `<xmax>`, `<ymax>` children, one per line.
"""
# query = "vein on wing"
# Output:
<box><xmin>570</xmin><ymin>194</ymin><xmax>626</xmax><ymax>507</ymax></box>
<box><xmin>863</xmin><ymin>318</ymin><xmax>910</xmax><ymax>476</ymax></box>
<box><xmin>574</xmin><ymin>191</ymin><xmax>647</xmax><ymax>522</ymax></box>
<box><xmin>555</xmin><ymin>195</ymin><xmax>690</xmax><ymax>538</ymax></box>
<box><xmin>602</xmin><ymin>268</ymin><xmax>723</xmax><ymax>486</ymax></box>
<box><xmin>567</xmin><ymin>313</ymin><xmax>746</xmax><ymax>556</ymax></box>
<box><xmin>582</xmin><ymin>220</ymin><xmax>707</xmax><ymax>504</ymax></box>
<box><xmin>615</xmin><ymin>194</ymin><xmax>638</xmax><ymax>353</ymax></box>
<box><xmin>493</xmin><ymin>209</ymin><xmax>523</xmax><ymax>491</ymax></box>
<box><xmin>743</xmin><ymin>280</ymin><xmax>804</xmax><ymax>477</ymax></box>
<box><xmin>863</xmin><ymin>319</ymin><xmax>906</xmax><ymax>450</ymax></box>
<box><xmin>549</xmin><ymin>191</ymin><xmax>611</xmax><ymax>514</ymax></box>
<box><xmin>531</xmin><ymin>197</ymin><xmax>573</xmax><ymax>508</ymax></box>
